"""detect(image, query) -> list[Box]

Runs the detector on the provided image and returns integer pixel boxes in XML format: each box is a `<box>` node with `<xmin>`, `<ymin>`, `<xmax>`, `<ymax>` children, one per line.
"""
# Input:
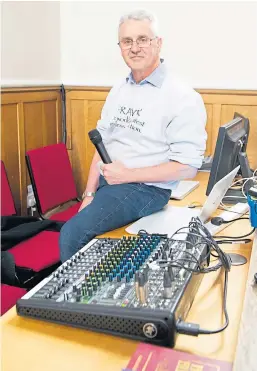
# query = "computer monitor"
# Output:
<box><xmin>206</xmin><ymin>113</ymin><xmax>252</xmax><ymax>204</ymax></box>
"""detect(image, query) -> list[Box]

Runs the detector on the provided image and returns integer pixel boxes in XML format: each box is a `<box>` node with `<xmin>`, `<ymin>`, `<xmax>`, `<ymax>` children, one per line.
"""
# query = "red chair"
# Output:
<box><xmin>1</xmin><ymin>161</ymin><xmax>16</xmax><ymax>216</ymax></box>
<box><xmin>1</xmin><ymin>284</ymin><xmax>27</xmax><ymax>315</ymax></box>
<box><xmin>26</xmin><ymin>143</ymin><xmax>82</xmax><ymax>221</ymax></box>
<box><xmin>1</xmin><ymin>161</ymin><xmax>61</xmax><ymax>284</ymax></box>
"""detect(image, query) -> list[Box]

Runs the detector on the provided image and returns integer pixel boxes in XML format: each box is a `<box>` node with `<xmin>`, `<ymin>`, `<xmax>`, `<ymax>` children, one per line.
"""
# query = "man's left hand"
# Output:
<box><xmin>102</xmin><ymin>161</ymin><xmax>131</xmax><ymax>185</ymax></box>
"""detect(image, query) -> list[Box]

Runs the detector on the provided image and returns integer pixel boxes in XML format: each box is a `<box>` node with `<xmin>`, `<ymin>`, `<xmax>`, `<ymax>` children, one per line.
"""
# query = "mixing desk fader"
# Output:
<box><xmin>17</xmin><ymin>232</ymin><xmax>208</xmax><ymax>347</ymax></box>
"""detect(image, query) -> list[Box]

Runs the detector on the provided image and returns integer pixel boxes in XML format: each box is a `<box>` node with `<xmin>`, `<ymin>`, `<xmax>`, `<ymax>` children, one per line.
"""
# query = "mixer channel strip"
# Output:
<box><xmin>17</xmin><ymin>233</ymin><xmax>208</xmax><ymax>347</ymax></box>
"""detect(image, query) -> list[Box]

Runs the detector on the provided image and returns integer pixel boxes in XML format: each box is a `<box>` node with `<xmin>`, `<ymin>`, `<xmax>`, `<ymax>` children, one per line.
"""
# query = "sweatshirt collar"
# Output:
<box><xmin>126</xmin><ymin>58</ymin><xmax>166</xmax><ymax>88</ymax></box>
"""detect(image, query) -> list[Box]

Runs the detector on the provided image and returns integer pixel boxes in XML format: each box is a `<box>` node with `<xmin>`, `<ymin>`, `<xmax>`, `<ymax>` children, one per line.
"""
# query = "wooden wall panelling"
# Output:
<box><xmin>70</xmin><ymin>99</ymin><xmax>89</xmax><ymax>197</ymax></box>
<box><xmin>86</xmin><ymin>100</ymin><xmax>106</xmax><ymax>180</ymax></box>
<box><xmin>65</xmin><ymin>90</ymin><xmax>108</xmax><ymax>196</ymax></box>
<box><xmin>220</xmin><ymin>105</ymin><xmax>257</xmax><ymax>170</ymax></box>
<box><xmin>1</xmin><ymin>103</ymin><xmax>22</xmax><ymax>214</ymax></box>
<box><xmin>24</xmin><ymin>102</ymin><xmax>44</xmax><ymax>151</ymax></box>
<box><xmin>211</xmin><ymin>104</ymin><xmax>222</xmax><ymax>159</ymax></box>
<box><xmin>1</xmin><ymin>87</ymin><xmax>62</xmax><ymax>215</ymax></box>
<box><xmin>17</xmin><ymin>102</ymin><xmax>27</xmax><ymax>216</ymax></box>
<box><xmin>201</xmin><ymin>92</ymin><xmax>257</xmax><ymax>170</ymax></box>
<box><xmin>43</xmin><ymin>99</ymin><xmax>62</xmax><ymax>146</ymax></box>
<box><xmin>204</xmin><ymin>104</ymin><xmax>213</xmax><ymax>156</ymax></box>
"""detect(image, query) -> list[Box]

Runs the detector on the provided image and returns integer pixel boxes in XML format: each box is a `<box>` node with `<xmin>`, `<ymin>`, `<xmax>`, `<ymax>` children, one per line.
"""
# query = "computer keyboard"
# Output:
<box><xmin>171</xmin><ymin>181</ymin><xmax>199</xmax><ymax>200</ymax></box>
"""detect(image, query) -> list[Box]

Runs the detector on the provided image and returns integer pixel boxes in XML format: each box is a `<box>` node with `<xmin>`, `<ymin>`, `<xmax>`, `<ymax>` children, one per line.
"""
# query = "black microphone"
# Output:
<box><xmin>88</xmin><ymin>129</ymin><xmax>112</xmax><ymax>164</ymax></box>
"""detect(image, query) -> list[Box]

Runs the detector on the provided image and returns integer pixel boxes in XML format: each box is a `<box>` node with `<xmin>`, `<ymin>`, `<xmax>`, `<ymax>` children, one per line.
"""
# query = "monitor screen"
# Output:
<box><xmin>206</xmin><ymin>113</ymin><xmax>250</xmax><ymax>200</ymax></box>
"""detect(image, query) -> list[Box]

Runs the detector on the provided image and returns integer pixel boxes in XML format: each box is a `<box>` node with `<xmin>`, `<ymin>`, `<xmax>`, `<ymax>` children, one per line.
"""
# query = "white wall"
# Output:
<box><xmin>2</xmin><ymin>1</ymin><xmax>257</xmax><ymax>89</ymax></box>
<box><xmin>1</xmin><ymin>1</ymin><xmax>60</xmax><ymax>86</ymax></box>
<box><xmin>61</xmin><ymin>1</ymin><xmax>257</xmax><ymax>89</ymax></box>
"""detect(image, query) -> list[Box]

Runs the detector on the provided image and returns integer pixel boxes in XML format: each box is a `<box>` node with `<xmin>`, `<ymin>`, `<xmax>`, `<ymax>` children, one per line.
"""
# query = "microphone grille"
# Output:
<box><xmin>88</xmin><ymin>129</ymin><xmax>102</xmax><ymax>144</ymax></box>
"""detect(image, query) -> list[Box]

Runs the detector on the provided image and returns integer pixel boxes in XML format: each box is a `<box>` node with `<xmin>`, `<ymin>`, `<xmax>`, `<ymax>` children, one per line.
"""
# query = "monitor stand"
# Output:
<box><xmin>222</xmin><ymin>152</ymin><xmax>252</xmax><ymax>266</ymax></box>
<box><xmin>222</xmin><ymin>152</ymin><xmax>253</xmax><ymax>205</ymax></box>
<box><xmin>223</xmin><ymin>188</ymin><xmax>247</xmax><ymax>204</ymax></box>
<box><xmin>227</xmin><ymin>253</ymin><xmax>247</xmax><ymax>266</ymax></box>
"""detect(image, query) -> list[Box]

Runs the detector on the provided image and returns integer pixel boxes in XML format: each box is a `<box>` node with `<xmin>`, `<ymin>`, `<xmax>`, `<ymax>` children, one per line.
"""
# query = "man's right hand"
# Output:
<box><xmin>78</xmin><ymin>196</ymin><xmax>94</xmax><ymax>212</ymax></box>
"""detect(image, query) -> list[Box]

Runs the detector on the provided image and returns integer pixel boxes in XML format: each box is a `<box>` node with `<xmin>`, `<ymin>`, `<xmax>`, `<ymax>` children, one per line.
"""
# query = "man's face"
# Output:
<box><xmin>118</xmin><ymin>19</ymin><xmax>162</xmax><ymax>72</ymax></box>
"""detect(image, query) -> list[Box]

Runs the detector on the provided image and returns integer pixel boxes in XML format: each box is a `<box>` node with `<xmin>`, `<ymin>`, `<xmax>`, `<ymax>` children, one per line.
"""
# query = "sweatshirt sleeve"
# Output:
<box><xmin>166</xmin><ymin>90</ymin><xmax>207</xmax><ymax>168</ymax></box>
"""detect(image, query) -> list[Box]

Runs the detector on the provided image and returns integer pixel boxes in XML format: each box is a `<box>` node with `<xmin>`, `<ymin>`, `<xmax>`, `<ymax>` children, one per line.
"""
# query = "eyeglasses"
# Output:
<box><xmin>118</xmin><ymin>36</ymin><xmax>158</xmax><ymax>50</ymax></box>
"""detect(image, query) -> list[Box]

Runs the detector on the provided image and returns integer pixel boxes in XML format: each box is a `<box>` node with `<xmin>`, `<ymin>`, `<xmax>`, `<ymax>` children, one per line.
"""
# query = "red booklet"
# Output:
<box><xmin>124</xmin><ymin>343</ymin><xmax>232</xmax><ymax>371</ymax></box>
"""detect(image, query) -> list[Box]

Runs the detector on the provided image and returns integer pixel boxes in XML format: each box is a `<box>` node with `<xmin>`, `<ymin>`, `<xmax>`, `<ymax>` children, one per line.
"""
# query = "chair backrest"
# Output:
<box><xmin>1</xmin><ymin>161</ymin><xmax>16</xmax><ymax>216</ymax></box>
<box><xmin>26</xmin><ymin>143</ymin><xmax>78</xmax><ymax>214</ymax></box>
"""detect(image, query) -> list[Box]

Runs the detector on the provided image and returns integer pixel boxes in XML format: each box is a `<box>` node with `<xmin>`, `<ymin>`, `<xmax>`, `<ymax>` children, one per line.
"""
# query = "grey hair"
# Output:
<box><xmin>119</xmin><ymin>9</ymin><xmax>159</xmax><ymax>36</ymax></box>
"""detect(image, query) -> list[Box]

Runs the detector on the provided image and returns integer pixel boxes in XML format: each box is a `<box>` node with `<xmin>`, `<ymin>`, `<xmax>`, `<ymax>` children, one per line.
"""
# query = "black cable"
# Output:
<box><xmin>198</xmin><ymin>270</ymin><xmax>229</xmax><ymax>334</ymax></box>
<box><xmin>216</xmin><ymin>239</ymin><xmax>252</xmax><ymax>245</ymax></box>
<box><xmin>138</xmin><ymin>229</ymin><xmax>168</xmax><ymax>238</ymax></box>
<box><xmin>214</xmin><ymin>227</ymin><xmax>255</xmax><ymax>240</ymax></box>
<box><xmin>144</xmin><ymin>217</ymin><xmax>231</xmax><ymax>337</ymax></box>
<box><xmin>158</xmin><ymin>217</ymin><xmax>231</xmax><ymax>274</ymax></box>
<box><xmin>176</xmin><ymin>270</ymin><xmax>229</xmax><ymax>336</ymax></box>
<box><xmin>148</xmin><ymin>216</ymin><xmax>253</xmax><ymax>337</ymax></box>
<box><xmin>60</xmin><ymin>84</ymin><xmax>67</xmax><ymax>144</ymax></box>
<box><xmin>141</xmin><ymin>218</ymin><xmax>231</xmax><ymax>334</ymax></box>
<box><xmin>221</xmin><ymin>217</ymin><xmax>249</xmax><ymax>224</ymax></box>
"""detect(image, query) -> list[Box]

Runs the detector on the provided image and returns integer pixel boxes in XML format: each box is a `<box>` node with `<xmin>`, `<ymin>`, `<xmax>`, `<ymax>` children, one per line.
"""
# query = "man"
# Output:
<box><xmin>59</xmin><ymin>9</ymin><xmax>207</xmax><ymax>262</ymax></box>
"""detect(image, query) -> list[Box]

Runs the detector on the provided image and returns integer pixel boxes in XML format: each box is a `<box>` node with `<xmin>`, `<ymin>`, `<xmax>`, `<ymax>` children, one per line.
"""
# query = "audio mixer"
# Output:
<box><xmin>17</xmin><ymin>231</ymin><xmax>208</xmax><ymax>347</ymax></box>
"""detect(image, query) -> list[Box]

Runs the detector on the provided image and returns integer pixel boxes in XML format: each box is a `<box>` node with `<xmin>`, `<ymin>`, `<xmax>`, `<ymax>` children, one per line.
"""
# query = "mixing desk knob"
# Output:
<box><xmin>129</xmin><ymin>269</ymin><xmax>133</xmax><ymax>278</ymax></box>
<box><xmin>144</xmin><ymin>250</ymin><xmax>149</xmax><ymax>258</ymax></box>
<box><xmin>125</xmin><ymin>274</ymin><xmax>130</xmax><ymax>283</ymax></box>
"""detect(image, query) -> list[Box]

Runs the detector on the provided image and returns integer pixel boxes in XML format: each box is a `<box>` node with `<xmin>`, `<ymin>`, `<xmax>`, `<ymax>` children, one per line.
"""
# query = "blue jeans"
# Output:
<box><xmin>59</xmin><ymin>176</ymin><xmax>171</xmax><ymax>262</ymax></box>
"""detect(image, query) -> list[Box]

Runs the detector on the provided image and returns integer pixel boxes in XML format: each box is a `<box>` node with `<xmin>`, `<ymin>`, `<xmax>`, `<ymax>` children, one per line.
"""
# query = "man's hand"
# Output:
<box><xmin>102</xmin><ymin>161</ymin><xmax>130</xmax><ymax>185</ymax></box>
<box><xmin>78</xmin><ymin>196</ymin><xmax>94</xmax><ymax>212</ymax></box>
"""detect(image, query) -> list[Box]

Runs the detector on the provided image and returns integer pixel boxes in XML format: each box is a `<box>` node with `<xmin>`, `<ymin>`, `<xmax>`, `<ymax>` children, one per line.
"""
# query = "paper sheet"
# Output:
<box><xmin>126</xmin><ymin>205</ymin><xmax>200</xmax><ymax>238</ymax></box>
